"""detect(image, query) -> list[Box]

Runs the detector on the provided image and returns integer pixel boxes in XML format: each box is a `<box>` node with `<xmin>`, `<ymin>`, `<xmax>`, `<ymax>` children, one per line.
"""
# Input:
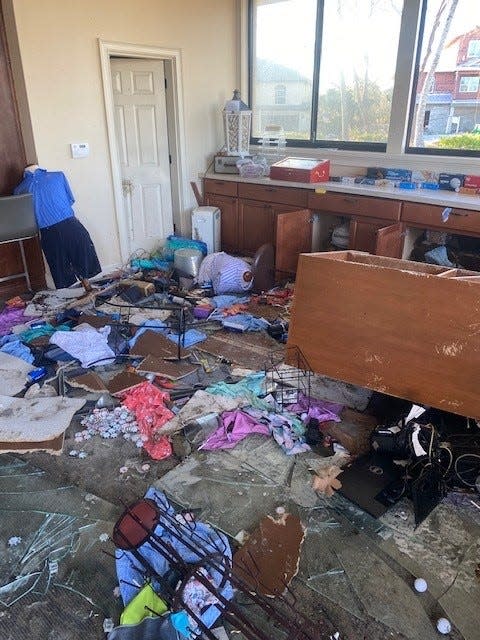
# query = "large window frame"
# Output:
<box><xmin>247</xmin><ymin>0</ymin><xmax>480</xmax><ymax>159</ymax></box>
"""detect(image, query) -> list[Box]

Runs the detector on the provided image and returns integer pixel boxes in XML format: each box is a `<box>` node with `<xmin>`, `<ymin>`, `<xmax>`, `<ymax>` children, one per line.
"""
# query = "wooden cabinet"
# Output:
<box><xmin>204</xmin><ymin>178</ymin><xmax>313</xmax><ymax>276</ymax></box>
<box><xmin>349</xmin><ymin>218</ymin><xmax>404</xmax><ymax>258</ymax></box>
<box><xmin>308</xmin><ymin>191</ymin><xmax>401</xmax><ymax>221</ymax></box>
<box><xmin>238</xmin><ymin>182</ymin><xmax>308</xmax><ymax>208</ymax></box>
<box><xmin>402</xmin><ymin>202</ymin><xmax>480</xmax><ymax>236</ymax></box>
<box><xmin>238</xmin><ymin>199</ymin><xmax>275</xmax><ymax>255</ymax></box>
<box><xmin>204</xmin><ymin>175</ymin><xmax>480</xmax><ymax>275</ymax></box>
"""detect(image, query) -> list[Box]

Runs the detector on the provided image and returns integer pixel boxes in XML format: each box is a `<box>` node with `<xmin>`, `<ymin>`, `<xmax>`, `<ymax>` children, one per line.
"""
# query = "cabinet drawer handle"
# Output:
<box><xmin>450</xmin><ymin>209</ymin><xmax>470</xmax><ymax>217</ymax></box>
<box><xmin>343</xmin><ymin>197</ymin><xmax>357</xmax><ymax>204</ymax></box>
<box><xmin>265</xmin><ymin>187</ymin><xmax>277</xmax><ymax>192</ymax></box>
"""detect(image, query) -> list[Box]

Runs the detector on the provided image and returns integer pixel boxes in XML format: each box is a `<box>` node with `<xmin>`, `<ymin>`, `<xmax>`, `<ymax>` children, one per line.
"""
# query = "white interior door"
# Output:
<box><xmin>111</xmin><ymin>58</ymin><xmax>174</xmax><ymax>254</ymax></box>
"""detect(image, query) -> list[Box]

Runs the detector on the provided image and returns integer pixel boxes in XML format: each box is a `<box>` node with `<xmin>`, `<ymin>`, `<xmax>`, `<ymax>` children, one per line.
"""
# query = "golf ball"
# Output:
<box><xmin>414</xmin><ymin>578</ymin><xmax>428</xmax><ymax>593</ymax></box>
<box><xmin>436</xmin><ymin>617</ymin><xmax>452</xmax><ymax>634</ymax></box>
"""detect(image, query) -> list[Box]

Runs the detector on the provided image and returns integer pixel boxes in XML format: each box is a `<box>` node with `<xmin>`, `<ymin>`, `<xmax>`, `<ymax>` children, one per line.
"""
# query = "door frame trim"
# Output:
<box><xmin>99</xmin><ymin>39</ymin><xmax>188</xmax><ymax>261</ymax></box>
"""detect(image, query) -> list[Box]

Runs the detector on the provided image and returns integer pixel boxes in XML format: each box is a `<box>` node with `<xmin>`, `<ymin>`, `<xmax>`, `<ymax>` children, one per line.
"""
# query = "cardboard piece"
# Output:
<box><xmin>233</xmin><ymin>513</ymin><xmax>305</xmax><ymax>597</ymax></box>
<box><xmin>0</xmin><ymin>395</ymin><xmax>85</xmax><ymax>454</ymax></box>
<box><xmin>0</xmin><ymin>352</ymin><xmax>35</xmax><ymax>396</ymax></box>
<box><xmin>136</xmin><ymin>356</ymin><xmax>198</xmax><ymax>381</ymax></box>
<box><xmin>107</xmin><ymin>371</ymin><xmax>145</xmax><ymax>396</ymax></box>
<box><xmin>67</xmin><ymin>372</ymin><xmax>108</xmax><ymax>392</ymax></box>
<box><xmin>130</xmin><ymin>330</ymin><xmax>189</xmax><ymax>360</ymax></box>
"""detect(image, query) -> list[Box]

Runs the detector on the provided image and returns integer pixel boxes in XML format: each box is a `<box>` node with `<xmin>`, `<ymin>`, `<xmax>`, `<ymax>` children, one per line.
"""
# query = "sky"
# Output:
<box><xmin>254</xmin><ymin>0</ymin><xmax>480</xmax><ymax>91</ymax></box>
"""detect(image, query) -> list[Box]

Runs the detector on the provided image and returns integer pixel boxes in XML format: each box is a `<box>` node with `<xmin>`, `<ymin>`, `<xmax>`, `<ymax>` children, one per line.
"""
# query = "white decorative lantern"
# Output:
<box><xmin>223</xmin><ymin>90</ymin><xmax>252</xmax><ymax>157</ymax></box>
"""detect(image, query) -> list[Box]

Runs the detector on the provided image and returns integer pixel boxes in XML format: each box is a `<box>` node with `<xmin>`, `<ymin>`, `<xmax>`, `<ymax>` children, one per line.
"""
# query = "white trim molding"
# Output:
<box><xmin>98</xmin><ymin>39</ymin><xmax>189</xmax><ymax>262</ymax></box>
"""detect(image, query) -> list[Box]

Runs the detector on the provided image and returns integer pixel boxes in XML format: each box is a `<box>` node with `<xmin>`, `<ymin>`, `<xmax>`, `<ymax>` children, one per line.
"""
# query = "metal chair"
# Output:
<box><xmin>0</xmin><ymin>193</ymin><xmax>38</xmax><ymax>291</ymax></box>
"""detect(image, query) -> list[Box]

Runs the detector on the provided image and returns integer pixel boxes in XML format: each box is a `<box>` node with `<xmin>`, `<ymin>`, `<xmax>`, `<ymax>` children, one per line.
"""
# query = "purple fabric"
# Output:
<box><xmin>200</xmin><ymin>410</ymin><xmax>270</xmax><ymax>450</ymax></box>
<box><xmin>286</xmin><ymin>393</ymin><xmax>343</xmax><ymax>423</ymax></box>
<box><xmin>0</xmin><ymin>307</ymin><xmax>26</xmax><ymax>337</ymax></box>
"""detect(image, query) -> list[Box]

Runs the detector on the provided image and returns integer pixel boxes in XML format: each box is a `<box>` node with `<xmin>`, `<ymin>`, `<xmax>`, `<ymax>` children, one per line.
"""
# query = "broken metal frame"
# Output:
<box><xmin>111</xmin><ymin>491</ymin><xmax>319</xmax><ymax>640</ymax></box>
<box><xmin>94</xmin><ymin>297</ymin><xmax>214</xmax><ymax>361</ymax></box>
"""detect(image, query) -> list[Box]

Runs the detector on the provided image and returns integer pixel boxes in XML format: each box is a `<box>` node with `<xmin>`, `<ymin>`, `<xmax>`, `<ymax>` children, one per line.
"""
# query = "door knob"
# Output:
<box><xmin>122</xmin><ymin>179</ymin><xmax>135</xmax><ymax>196</ymax></box>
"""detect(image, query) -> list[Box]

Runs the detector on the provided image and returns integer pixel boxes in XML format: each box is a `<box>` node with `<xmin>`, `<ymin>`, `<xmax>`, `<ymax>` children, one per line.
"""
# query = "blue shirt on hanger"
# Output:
<box><xmin>14</xmin><ymin>168</ymin><xmax>75</xmax><ymax>229</ymax></box>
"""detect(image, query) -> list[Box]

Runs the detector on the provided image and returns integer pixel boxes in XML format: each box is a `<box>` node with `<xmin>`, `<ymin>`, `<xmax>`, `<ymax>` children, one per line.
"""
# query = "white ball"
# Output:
<box><xmin>414</xmin><ymin>578</ymin><xmax>428</xmax><ymax>593</ymax></box>
<box><xmin>436</xmin><ymin>618</ymin><xmax>452</xmax><ymax>634</ymax></box>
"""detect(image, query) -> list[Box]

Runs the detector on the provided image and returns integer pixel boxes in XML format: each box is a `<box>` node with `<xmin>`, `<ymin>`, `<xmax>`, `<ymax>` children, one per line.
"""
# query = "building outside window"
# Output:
<box><xmin>274</xmin><ymin>84</ymin><xmax>287</xmax><ymax>105</ymax></box>
<box><xmin>249</xmin><ymin>0</ymin><xmax>480</xmax><ymax>156</ymax></box>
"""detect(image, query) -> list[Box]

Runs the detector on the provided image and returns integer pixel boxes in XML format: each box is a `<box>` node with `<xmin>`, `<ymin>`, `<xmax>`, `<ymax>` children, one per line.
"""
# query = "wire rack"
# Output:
<box><xmin>264</xmin><ymin>345</ymin><xmax>312</xmax><ymax>411</ymax></box>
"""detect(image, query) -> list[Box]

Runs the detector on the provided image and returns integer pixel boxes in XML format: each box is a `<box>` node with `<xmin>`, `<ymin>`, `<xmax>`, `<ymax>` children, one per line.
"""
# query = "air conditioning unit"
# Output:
<box><xmin>191</xmin><ymin>206</ymin><xmax>221</xmax><ymax>254</ymax></box>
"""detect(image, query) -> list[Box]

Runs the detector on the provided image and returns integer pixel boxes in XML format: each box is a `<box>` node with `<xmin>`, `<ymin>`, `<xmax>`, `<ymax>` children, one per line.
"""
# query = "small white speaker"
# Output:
<box><xmin>191</xmin><ymin>206</ymin><xmax>221</xmax><ymax>254</ymax></box>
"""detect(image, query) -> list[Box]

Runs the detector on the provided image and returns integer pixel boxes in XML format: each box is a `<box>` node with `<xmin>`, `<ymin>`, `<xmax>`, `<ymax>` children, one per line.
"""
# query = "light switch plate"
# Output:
<box><xmin>70</xmin><ymin>142</ymin><xmax>89</xmax><ymax>158</ymax></box>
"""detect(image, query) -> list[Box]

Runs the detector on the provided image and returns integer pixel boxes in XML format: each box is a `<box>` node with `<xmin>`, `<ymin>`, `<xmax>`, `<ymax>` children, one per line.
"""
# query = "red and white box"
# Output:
<box><xmin>270</xmin><ymin>157</ymin><xmax>330</xmax><ymax>183</ymax></box>
<box><xmin>464</xmin><ymin>174</ymin><xmax>480</xmax><ymax>188</ymax></box>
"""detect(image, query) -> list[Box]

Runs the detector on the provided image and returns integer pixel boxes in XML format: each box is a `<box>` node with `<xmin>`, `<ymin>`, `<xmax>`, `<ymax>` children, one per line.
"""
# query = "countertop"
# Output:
<box><xmin>204</xmin><ymin>171</ymin><xmax>480</xmax><ymax>212</ymax></box>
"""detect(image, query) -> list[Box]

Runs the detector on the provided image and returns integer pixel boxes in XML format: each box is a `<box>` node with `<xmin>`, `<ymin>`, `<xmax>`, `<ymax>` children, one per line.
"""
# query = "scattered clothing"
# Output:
<box><xmin>0</xmin><ymin>335</ymin><xmax>34</xmax><ymax>364</ymax></box>
<box><xmin>19</xmin><ymin>323</ymin><xmax>70</xmax><ymax>344</ymax></box>
<box><xmin>286</xmin><ymin>393</ymin><xmax>343</xmax><ymax>424</ymax></box>
<box><xmin>0</xmin><ymin>307</ymin><xmax>26</xmax><ymax>337</ymax></box>
<box><xmin>115</xmin><ymin>488</ymin><xmax>233</xmax><ymax>632</ymax></box>
<box><xmin>49</xmin><ymin>324</ymin><xmax>115</xmax><ymax>368</ymax></box>
<box><xmin>211</xmin><ymin>294</ymin><xmax>250</xmax><ymax>309</ymax></box>
<box><xmin>120</xmin><ymin>583</ymin><xmax>168</xmax><ymax>626</ymax></box>
<box><xmin>120</xmin><ymin>382</ymin><xmax>173</xmax><ymax>460</ymax></box>
<box><xmin>206</xmin><ymin>372</ymin><xmax>267</xmax><ymax>399</ymax></box>
<box><xmin>166</xmin><ymin>328</ymin><xmax>207</xmax><ymax>348</ymax></box>
<box><xmin>200</xmin><ymin>410</ymin><xmax>270</xmax><ymax>450</ymax></box>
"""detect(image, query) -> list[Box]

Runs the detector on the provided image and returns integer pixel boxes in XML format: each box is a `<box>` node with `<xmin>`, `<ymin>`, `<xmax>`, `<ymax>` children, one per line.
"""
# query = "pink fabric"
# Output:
<box><xmin>287</xmin><ymin>393</ymin><xmax>343</xmax><ymax>424</ymax></box>
<box><xmin>121</xmin><ymin>381</ymin><xmax>174</xmax><ymax>459</ymax></box>
<box><xmin>200</xmin><ymin>410</ymin><xmax>270</xmax><ymax>450</ymax></box>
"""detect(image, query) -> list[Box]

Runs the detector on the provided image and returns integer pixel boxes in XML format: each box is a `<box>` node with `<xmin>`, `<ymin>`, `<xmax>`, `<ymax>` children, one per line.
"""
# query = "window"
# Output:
<box><xmin>459</xmin><ymin>75</ymin><xmax>480</xmax><ymax>93</ymax></box>
<box><xmin>407</xmin><ymin>0</ymin><xmax>480</xmax><ymax>154</ymax></box>
<box><xmin>274</xmin><ymin>84</ymin><xmax>287</xmax><ymax>105</ymax></box>
<box><xmin>467</xmin><ymin>39</ymin><xmax>480</xmax><ymax>58</ymax></box>
<box><xmin>249</xmin><ymin>0</ymin><xmax>480</xmax><ymax>156</ymax></box>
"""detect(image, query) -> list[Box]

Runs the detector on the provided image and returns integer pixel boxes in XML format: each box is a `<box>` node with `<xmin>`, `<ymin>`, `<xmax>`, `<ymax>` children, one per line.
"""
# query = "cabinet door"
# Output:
<box><xmin>349</xmin><ymin>219</ymin><xmax>404</xmax><ymax>258</ymax></box>
<box><xmin>205</xmin><ymin>193</ymin><xmax>239</xmax><ymax>253</ymax></box>
<box><xmin>238</xmin><ymin>199</ymin><xmax>275</xmax><ymax>255</ymax></box>
<box><xmin>375</xmin><ymin>222</ymin><xmax>404</xmax><ymax>258</ymax></box>
<box><xmin>275</xmin><ymin>209</ymin><xmax>312</xmax><ymax>276</ymax></box>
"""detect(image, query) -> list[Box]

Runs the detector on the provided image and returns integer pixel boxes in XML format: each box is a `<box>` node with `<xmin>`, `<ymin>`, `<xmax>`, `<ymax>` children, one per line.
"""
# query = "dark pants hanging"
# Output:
<box><xmin>40</xmin><ymin>217</ymin><xmax>101</xmax><ymax>288</ymax></box>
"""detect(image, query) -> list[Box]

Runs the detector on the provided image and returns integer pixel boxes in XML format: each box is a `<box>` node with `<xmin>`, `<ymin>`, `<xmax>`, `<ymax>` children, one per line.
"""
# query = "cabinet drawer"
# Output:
<box><xmin>402</xmin><ymin>202</ymin><xmax>480</xmax><ymax>235</ymax></box>
<box><xmin>204</xmin><ymin>178</ymin><xmax>238</xmax><ymax>197</ymax></box>
<box><xmin>308</xmin><ymin>192</ymin><xmax>401</xmax><ymax>221</ymax></box>
<box><xmin>238</xmin><ymin>182</ymin><xmax>308</xmax><ymax>207</ymax></box>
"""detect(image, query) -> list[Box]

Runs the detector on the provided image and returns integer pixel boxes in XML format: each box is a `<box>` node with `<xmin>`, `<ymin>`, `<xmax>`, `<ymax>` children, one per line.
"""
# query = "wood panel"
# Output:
<box><xmin>349</xmin><ymin>219</ymin><xmax>403</xmax><ymax>258</ymax></box>
<box><xmin>402</xmin><ymin>201</ymin><xmax>480</xmax><ymax>235</ymax></box>
<box><xmin>238</xmin><ymin>182</ymin><xmax>308</xmax><ymax>207</ymax></box>
<box><xmin>238</xmin><ymin>199</ymin><xmax>275</xmax><ymax>255</ymax></box>
<box><xmin>275</xmin><ymin>209</ymin><xmax>312</xmax><ymax>275</ymax></box>
<box><xmin>287</xmin><ymin>251</ymin><xmax>480</xmax><ymax>418</ymax></box>
<box><xmin>308</xmin><ymin>191</ymin><xmax>401</xmax><ymax>221</ymax></box>
<box><xmin>0</xmin><ymin>6</ymin><xmax>45</xmax><ymax>295</ymax></box>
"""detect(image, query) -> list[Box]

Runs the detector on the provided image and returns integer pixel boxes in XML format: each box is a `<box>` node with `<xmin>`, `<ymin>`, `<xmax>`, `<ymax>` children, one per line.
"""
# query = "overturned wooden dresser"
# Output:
<box><xmin>287</xmin><ymin>251</ymin><xmax>480</xmax><ymax>418</ymax></box>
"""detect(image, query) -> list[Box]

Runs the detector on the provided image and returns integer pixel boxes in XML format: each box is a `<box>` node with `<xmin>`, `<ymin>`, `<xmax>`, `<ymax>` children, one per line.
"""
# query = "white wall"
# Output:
<box><xmin>8</xmin><ymin>0</ymin><xmax>238</xmax><ymax>268</ymax></box>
